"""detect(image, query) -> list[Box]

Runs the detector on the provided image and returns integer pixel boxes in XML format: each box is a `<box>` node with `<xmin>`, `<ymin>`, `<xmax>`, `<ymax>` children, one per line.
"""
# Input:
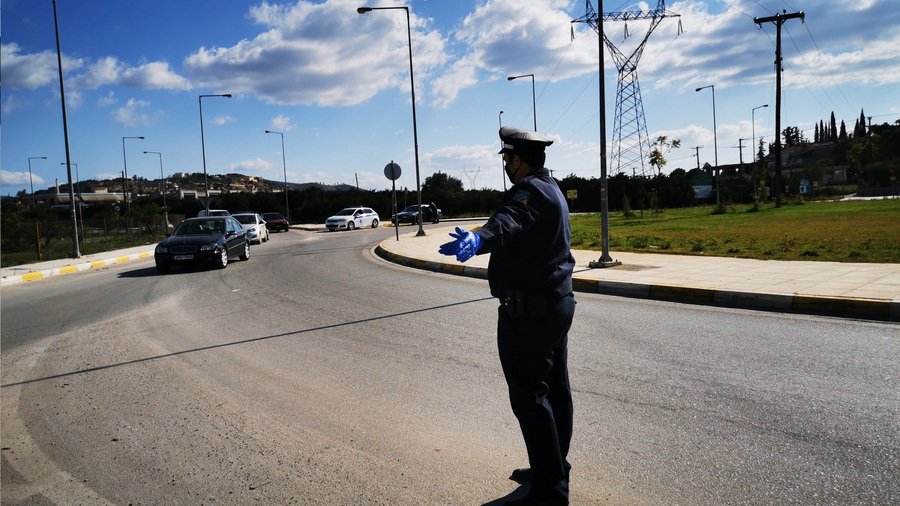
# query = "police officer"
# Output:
<box><xmin>439</xmin><ymin>127</ymin><xmax>576</xmax><ymax>505</ymax></box>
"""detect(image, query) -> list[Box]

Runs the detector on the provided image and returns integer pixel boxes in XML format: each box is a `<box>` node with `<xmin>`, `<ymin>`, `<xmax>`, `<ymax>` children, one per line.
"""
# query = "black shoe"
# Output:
<box><xmin>509</xmin><ymin>467</ymin><xmax>534</xmax><ymax>484</ymax></box>
<box><xmin>509</xmin><ymin>465</ymin><xmax>571</xmax><ymax>485</ymax></box>
<box><xmin>504</xmin><ymin>492</ymin><xmax>568</xmax><ymax>506</ymax></box>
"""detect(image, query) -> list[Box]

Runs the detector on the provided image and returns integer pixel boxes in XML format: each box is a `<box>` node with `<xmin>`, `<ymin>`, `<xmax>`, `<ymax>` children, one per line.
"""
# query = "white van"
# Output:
<box><xmin>198</xmin><ymin>209</ymin><xmax>231</xmax><ymax>217</ymax></box>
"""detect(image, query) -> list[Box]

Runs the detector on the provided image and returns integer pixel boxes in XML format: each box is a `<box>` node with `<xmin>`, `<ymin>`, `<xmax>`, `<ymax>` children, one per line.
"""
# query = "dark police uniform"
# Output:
<box><xmin>473</xmin><ymin>128</ymin><xmax>576</xmax><ymax>504</ymax></box>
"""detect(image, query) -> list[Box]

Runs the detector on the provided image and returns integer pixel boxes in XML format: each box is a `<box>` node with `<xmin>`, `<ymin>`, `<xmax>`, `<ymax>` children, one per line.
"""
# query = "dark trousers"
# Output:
<box><xmin>497</xmin><ymin>293</ymin><xmax>576</xmax><ymax>501</ymax></box>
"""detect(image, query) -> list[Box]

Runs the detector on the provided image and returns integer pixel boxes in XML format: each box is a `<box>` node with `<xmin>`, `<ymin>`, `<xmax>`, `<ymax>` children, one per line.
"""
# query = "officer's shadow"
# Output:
<box><xmin>481</xmin><ymin>484</ymin><xmax>530</xmax><ymax>505</ymax></box>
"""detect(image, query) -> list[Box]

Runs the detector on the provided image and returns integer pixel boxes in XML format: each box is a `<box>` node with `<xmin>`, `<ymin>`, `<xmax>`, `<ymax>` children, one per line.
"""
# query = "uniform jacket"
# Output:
<box><xmin>475</xmin><ymin>168</ymin><xmax>575</xmax><ymax>299</ymax></box>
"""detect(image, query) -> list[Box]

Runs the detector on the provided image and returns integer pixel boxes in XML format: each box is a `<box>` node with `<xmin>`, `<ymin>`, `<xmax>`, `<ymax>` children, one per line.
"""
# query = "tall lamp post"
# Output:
<box><xmin>357</xmin><ymin>5</ymin><xmax>426</xmax><ymax>237</ymax></box>
<box><xmin>122</xmin><ymin>136</ymin><xmax>144</xmax><ymax>216</ymax></box>
<box><xmin>265</xmin><ymin>130</ymin><xmax>291</xmax><ymax>225</ymax></box>
<box><xmin>507</xmin><ymin>73</ymin><xmax>537</xmax><ymax>131</ymax></box>
<box><xmin>199</xmin><ymin>93</ymin><xmax>232</xmax><ymax>211</ymax></box>
<box><xmin>695</xmin><ymin>84</ymin><xmax>719</xmax><ymax>208</ymax></box>
<box><xmin>52</xmin><ymin>0</ymin><xmax>79</xmax><ymax>258</ymax></box>
<box><xmin>751</xmin><ymin>104</ymin><xmax>768</xmax><ymax>162</ymax></box>
<box><xmin>498</xmin><ymin>110</ymin><xmax>507</xmax><ymax>191</ymax></box>
<box><xmin>61</xmin><ymin>162</ymin><xmax>84</xmax><ymax>249</ymax></box>
<box><xmin>27</xmin><ymin>156</ymin><xmax>47</xmax><ymax>208</ymax></box>
<box><xmin>143</xmin><ymin>151</ymin><xmax>169</xmax><ymax>231</ymax></box>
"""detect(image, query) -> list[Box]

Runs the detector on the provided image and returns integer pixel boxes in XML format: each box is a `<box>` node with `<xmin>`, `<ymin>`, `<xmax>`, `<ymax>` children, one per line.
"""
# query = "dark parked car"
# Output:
<box><xmin>154</xmin><ymin>216</ymin><xmax>250</xmax><ymax>272</ymax></box>
<box><xmin>391</xmin><ymin>203</ymin><xmax>441</xmax><ymax>225</ymax></box>
<box><xmin>261</xmin><ymin>212</ymin><xmax>289</xmax><ymax>232</ymax></box>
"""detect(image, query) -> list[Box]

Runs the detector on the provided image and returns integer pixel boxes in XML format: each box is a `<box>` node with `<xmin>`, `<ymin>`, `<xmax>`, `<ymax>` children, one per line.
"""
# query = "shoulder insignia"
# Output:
<box><xmin>512</xmin><ymin>189</ymin><xmax>531</xmax><ymax>206</ymax></box>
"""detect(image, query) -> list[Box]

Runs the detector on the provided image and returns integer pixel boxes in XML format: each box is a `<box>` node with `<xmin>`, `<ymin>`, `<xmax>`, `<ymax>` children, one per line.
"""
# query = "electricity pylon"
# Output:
<box><xmin>573</xmin><ymin>0</ymin><xmax>680</xmax><ymax>177</ymax></box>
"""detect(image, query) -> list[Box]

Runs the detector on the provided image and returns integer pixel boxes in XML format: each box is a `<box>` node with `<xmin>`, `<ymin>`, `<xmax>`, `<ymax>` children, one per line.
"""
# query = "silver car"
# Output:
<box><xmin>232</xmin><ymin>213</ymin><xmax>269</xmax><ymax>244</ymax></box>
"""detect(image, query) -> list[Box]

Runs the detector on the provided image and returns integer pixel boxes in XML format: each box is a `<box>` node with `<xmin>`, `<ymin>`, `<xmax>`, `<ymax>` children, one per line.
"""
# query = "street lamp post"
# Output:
<box><xmin>751</xmin><ymin>104</ymin><xmax>768</xmax><ymax>162</ymax></box>
<box><xmin>122</xmin><ymin>136</ymin><xmax>144</xmax><ymax>216</ymax></box>
<box><xmin>143</xmin><ymin>151</ymin><xmax>169</xmax><ymax>232</ymax></box>
<box><xmin>199</xmin><ymin>93</ymin><xmax>232</xmax><ymax>211</ymax></box>
<box><xmin>61</xmin><ymin>162</ymin><xmax>84</xmax><ymax>249</ymax></box>
<box><xmin>507</xmin><ymin>73</ymin><xmax>537</xmax><ymax>131</ymax></box>
<box><xmin>695</xmin><ymin>84</ymin><xmax>719</xmax><ymax>208</ymax></box>
<box><xmin>498</xmin><ymin>110</ymin><xmax>507</xmax><ymax>191</ymax></box>
<box><xmin>27</xmin><ymin>156</ymin><xmax>47</xmax><ymax>208</ymax></box>
<box><xmin>265</xmin><ymin>130</ymin><xmax>291</xmax><ymax>225</ymax></box>
<box><xmin>52</xmin><ymin>0</ymin><xmax>79</xmax><ymax>258</ymax></box>
<box><xmin>358</xmin><ymin>5</ymin><xmax>426</xmax><ymax>237</ymax></box>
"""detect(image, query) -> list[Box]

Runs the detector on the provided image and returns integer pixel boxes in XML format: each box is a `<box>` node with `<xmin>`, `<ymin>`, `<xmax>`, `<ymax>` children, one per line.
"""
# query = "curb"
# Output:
<box><xmin>1</xmin><ymin>250</ymin><xmax>154</xmax><ymax>288</ymax></box>
<box><xmin>375</xmin><ymin>243</ymin><xmax>900</xmax><ymax>322</ymax></box>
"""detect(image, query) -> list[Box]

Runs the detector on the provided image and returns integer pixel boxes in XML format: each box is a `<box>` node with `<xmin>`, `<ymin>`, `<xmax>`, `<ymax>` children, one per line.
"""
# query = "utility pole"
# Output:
<box><xmin>754</xmin><ymin>9</ymin><xmax>805</xmax><ymax>208</ymax></box>
<box><xmin>733</xmin><ymin>138</ymin><xmax>745</xmax><ymax>166</ymax></box>
<box><xmin>692</xmin><ymin>146</ymin><xmax>702</xmax><ymax>171</ymax></box>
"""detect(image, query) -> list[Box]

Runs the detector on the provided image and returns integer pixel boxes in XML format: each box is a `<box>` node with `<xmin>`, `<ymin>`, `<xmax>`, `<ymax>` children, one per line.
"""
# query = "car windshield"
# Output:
<box><xmin>233</xmin><ymin>215</ymin><xmax>256</xmax><ymax>224</ymax></box>
<box><xmin>335</xmin><ymin>208</ymin><xmax>356</xmax><ymax>216</ymax></box>
<box><xmin>262</xmin><ymin>213</ymin><xmax>282</xmax><ymax>220</ymax></box>
<box><xmin>402</xmin><ymin>206</ymin><xmax>420</xmax><ymax>212</ymax></box>
<box><xmin>174</xmin><ymin>220</ymin><xmax>224</xmax><ymax>236</ymax></box>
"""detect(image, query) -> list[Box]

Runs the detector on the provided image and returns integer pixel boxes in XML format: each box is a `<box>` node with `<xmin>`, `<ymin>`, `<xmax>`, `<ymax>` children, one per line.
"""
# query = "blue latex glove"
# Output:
<box><xmin>438</xmin><ymin>226</ymin><xmax>481</xmax><ymax>263</ymax></box>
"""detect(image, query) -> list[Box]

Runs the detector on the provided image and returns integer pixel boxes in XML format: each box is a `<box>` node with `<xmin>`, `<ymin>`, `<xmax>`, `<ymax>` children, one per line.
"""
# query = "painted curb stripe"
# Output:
<box><xmin>21</xmin><ymin>272</ymin><xmax>44</xmax><ymax>282</ymax></box>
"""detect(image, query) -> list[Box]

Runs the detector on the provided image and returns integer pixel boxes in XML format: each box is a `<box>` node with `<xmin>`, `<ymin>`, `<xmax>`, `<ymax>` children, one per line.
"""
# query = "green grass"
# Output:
<box><xmin>570</xmin><ymin>200</ymin><xmax>900</xmax><ymax>263</ymax></box>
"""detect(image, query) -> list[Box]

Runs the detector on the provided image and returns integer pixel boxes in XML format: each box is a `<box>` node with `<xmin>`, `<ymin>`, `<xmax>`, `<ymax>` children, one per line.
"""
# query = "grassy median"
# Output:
<box><xmin>570</xmin><ymin>199</ymin><xmax>900</xmax><ymax>263</ymax></box>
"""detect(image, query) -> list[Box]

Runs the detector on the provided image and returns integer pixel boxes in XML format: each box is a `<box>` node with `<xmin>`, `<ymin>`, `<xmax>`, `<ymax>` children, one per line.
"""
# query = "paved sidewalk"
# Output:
<box><xmin>3</xmin><ymin>225</ymin><xmax>898</xmax><ymax>321</ymax></box>
<box><xmin>376</xmin><ymin>225</ymin><xmax>900</xmax><ymax>322</ymax></box>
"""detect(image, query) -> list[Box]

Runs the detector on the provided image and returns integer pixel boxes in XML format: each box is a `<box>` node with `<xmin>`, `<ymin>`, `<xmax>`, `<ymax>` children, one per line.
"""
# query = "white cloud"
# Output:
<box><xmin>230</xmin><ymin>158</ymin><xmax>276</xmax><ymax>173</ymax></box>
<box><xmin>98</xmin><ymin>91</ymin><xmax>117</xmax><ymax>107</ymax></box>
<box><xmin>270</xmin><ymin>114</ymin><xmax>295</xmax><ymax>131</ymax></box>
<box><xmin>183</xmin><ymin>0</ymin><xmax>447</xmax><ymax>107</ymax></box>
<box><xmin>2</xmin><ymin>94</ymin><xmax>27</xmax><ymax>115</ymax></box>
<box><xmin>0</xmin><ymin>43</ymin><xmax>83</xmax><ymax>90</ymax></box>
<box><xmin>211</xmin><ymin>115</ymin><xmax>235</xmax><ymax>126</ymax></box>
<box><xmin>72</xmin><ymin>57</ymin><xmax>191</xmax><ymax>90</ymax></box>
<box><xmin>114</xmin><ymin>98</ymin><xmax>154</xmax><ymax>127</ymax></box>
<box><xmin>0</xmin><ymin>170</ymin><xmax>43</xmax><ymax>186</ymax></box>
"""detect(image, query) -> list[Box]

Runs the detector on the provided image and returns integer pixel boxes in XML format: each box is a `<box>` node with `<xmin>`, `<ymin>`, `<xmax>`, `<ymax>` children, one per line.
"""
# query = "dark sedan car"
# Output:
<box><xmin>261</xmin><ymin>212</ymin><xmax>289</xmax><ymax>232</ymax></box>
<box><xmin>391</xmin><ymin>204</ymin><xmax>441</xmax><ymax>225</ymax></box>
<box><xmin>154</xmin><ymin>216</ymin><xmax>250</xmax><ymax>272</ymax></box>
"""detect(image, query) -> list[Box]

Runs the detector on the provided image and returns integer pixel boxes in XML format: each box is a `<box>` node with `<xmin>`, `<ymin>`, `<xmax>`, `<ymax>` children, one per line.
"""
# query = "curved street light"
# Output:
<box><xmin>122</xmin><ymin>136</ymin><xmax>144</xmax><ymax>218</ymax></box>
<box><xmin>265</xmin><ymin>130</ymin><xmax>291</xmax><ymax>225</ymax></box>
<box><xmin>695</xmin><ymin>84</ymin><xmax>719</xmax><ymax>208</ymax></box>
<box><xmin>507</xmin><ymin>73</ymin><xmax>537</xmax><ymax>131</ymax></box>
<box><xmin>144</xmin><ymin>151</ymin><xmax>169</xmax><ymax>231</ymax></box>
<box><xmin>357</xmin><ymin>5</ymin><xmax>426</xmax><ymax>236</ymax></box>
<box><xmin>27</xmin><ymin>156</ymin><xmax>47</xmax><ymax>208</ymax></box>
<box><xmin>498</xmin><ymin>110</ymin><xmax>506</xmax><ymax>191</ymax></box>
<box><xmin>752</xmin><ymin>104</ymin><xmax>769</xmax><ymax>161</ymax></box>
<box><xmin>199</xmin><ymin>93</ymin><xmax>232</xmax><ymax>211</ymax></box>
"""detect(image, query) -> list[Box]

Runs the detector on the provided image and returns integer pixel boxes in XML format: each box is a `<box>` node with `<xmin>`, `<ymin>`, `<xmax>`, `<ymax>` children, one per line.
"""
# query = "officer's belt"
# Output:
<box><xmin>500</xmin><ymin>289</ymin><xmax>553</xmax><ymax>319</ymax></box>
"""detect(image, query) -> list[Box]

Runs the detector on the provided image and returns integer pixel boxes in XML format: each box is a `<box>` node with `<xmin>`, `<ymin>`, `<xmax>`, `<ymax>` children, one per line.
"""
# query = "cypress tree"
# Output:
<box><xmin>839</xmin><ymin>120</ymin><xmax>848</xmax><ymax>141</ymax></box>
<box><xmin>814</xmin><ymin>123</ymin><xmax>820</xmax><ymax>143</ymax></box>
<box><xmin>830</xmin><ymin>112</ymin><xmax>838</xmax><ymax>142</ymax></box>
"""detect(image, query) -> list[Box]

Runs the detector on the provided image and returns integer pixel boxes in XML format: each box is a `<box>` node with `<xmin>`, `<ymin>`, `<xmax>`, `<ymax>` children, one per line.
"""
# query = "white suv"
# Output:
<box><xmin>325</xmin><ymin>207</ymin><xmax>380</xmax><ymax>231</ymax></box>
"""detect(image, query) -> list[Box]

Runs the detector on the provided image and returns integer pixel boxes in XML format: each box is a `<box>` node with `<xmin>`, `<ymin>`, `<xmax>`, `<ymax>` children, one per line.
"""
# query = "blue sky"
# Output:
<box><xmin>3</xmin><ymin>0</ymin><xmax>899</xmax><ymax>196</ymax></box>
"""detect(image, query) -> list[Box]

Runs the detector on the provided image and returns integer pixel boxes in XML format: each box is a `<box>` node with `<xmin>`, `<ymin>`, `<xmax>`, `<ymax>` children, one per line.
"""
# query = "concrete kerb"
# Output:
<box><xmin>1</xmin><ymin>250</ymin><xmax>154</xmax><ymax>288</ymax></box>
<box><xmin>375</xmin><ymin>238</ymin><xmax>900</xmax><ymax>322</ymax></box>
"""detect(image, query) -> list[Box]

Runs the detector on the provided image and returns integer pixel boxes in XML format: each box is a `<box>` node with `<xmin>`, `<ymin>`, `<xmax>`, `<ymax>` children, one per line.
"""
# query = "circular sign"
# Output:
<box><xmin>384</xmin><ymin>162</ymin><xmax>402</xmax><ymax>181</ymax></box>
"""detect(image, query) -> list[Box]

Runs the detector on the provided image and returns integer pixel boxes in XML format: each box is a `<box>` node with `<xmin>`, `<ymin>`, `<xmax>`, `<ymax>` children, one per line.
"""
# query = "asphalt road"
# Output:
<box><xmin>2</xmin><ymin>226</ymin><xmax>898</xmax><ymax>505</ymax></box>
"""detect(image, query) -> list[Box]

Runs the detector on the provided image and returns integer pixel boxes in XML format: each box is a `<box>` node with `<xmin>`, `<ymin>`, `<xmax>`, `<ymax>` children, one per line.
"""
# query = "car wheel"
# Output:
<box><xmin>239</xmin><ymin>241</ymin><xmax>250</xmax><ymax>261</ymax></box>
<box><xmin>217</xmin><ymin>248</ymin><xmax>229</xmax><ymax>269</ymax></box>
<box><xmin>347</xmin><ymin>221</ymin><xmax>356</xmax><ymax>230</ymax></box>
<box><xmin>265</xmin><ymin>230</ymin><xmax>270</xmax><ymax>242</ymax></box>
<box><xmin>371</xmin><ymin>218</ymin><xmax>379</xmax><ymax>228</ymax></box>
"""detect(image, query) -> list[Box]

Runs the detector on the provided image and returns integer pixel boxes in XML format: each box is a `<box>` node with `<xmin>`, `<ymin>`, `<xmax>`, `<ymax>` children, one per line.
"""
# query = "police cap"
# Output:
<box><xmin>498</xmin><ymin>127</ymin><xmax>553</xmax><ymax>155</ymax></box>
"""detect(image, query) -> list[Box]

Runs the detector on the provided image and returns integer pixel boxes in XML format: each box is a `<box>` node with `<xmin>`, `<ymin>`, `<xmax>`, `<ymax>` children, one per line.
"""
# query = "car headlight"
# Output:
<box><xmin>156</xmin><ymin>245</ymin><xmax>168</xmax><ymax>254</ymax></box>
<box><xmin>200</xmin><ymin>242</ymin><xmax>218</xmax><ymax>252</ymax></box>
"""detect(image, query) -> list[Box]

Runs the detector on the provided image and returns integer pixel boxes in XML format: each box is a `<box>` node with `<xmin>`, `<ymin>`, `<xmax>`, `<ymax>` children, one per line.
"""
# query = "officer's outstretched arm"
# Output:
<box><xmin>438</xmin><ymin>226</ymin><xmax>481</xmax><ymax>263</ymax></box>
